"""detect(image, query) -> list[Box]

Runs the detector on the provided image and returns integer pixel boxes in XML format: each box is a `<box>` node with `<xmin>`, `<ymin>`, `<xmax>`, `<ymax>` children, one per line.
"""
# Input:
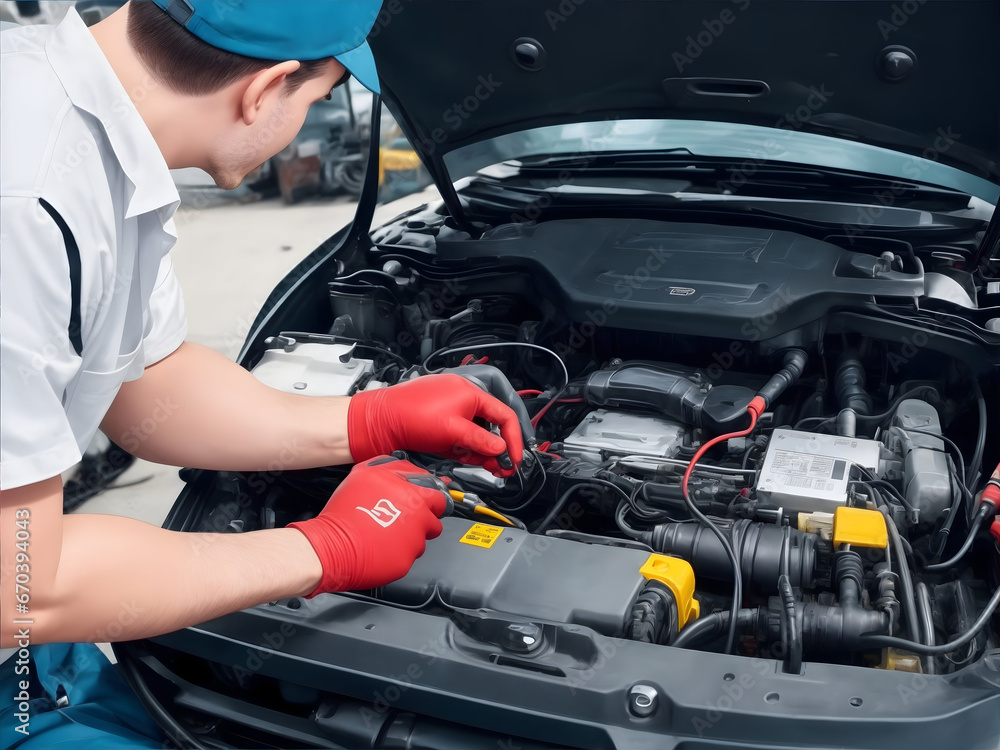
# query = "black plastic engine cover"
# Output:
<box><xmin>436</xmin><ymin>218</ymin><xmax>924</xmax><ymax>340</ymax></box>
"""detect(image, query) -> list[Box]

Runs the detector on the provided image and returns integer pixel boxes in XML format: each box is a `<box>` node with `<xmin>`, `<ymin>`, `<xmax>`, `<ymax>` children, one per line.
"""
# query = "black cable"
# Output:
<box><xmin>533</xmin><ymin>484</ymin><xmax>585</xmax><ymax>534</ymax></box>
<box><xmin>682</xmin><ymin>474</ymin><xmax>743</xmax><ymax>656</ymax></box>
<box><xmin>779</xmin><ymin>524</ymin><xmax>802</xmax><ymax>674</ymax></box>
<box><xmin>929</xmin><ymin>459</ymin><xmax>968</xmax><ymax>558</ymax></box>
<box><xmin>915</xmin><ymin>582</ymin><xmax>937</xmax><ymax>675</ymax></box>
<box><xmin>857</xmin><ymin>584</ymin><xmax>1000</xmax><ymax>655</ymax></box>
<box><xmin>741</xmin><ymin>443</ymin><xmax>761</xmax><ymax>470</ymax></box>
<box><xmin>631</xmin><ymin>483</ymin><xmax>679</xmax><ymax>522</ymax></box>
<box><xmin>853</xmin><ymin>474</ymin><xmax>919</xmax><ymax>520</ymax></box>
<box><xmin>894</xmin><ymin>426</ymin><xmax>968</xmax><ymax>498</ymax></box>
<box><xmin>615</xmin><ymin>498</ymin><xmax>645</xmax><ymax>540</ymax></box>
<box><xmin>925</xmin><ymin>503</ymin><xmax>994</xmax><ymax>571</ymax></box>
<box><xmin>422</xmin><ymin>341</ymin><xmax>569</xmax><ymax>388</ymax></box>
<box><xmin>969</xmin><ymin>379</ymin><xmax>988</xmax><ymax>491</ymax></box>
<box><xmin>539</xmin><ymin>475</ymin><xmax>636</xmax><ymax>536</ymax></box>
<box><xmin>878</xmin><ymin>499</ymin><xmax>922</xmax><ymax>644</ymax></box>
<box><xmin>586</xmin><ymin>474</ymin><xmax>635</xmax><ymax>504</ymax></box>
<box><xmin>117</xmin><ymin>650</ymin><xmax>208</xmax><ymax>749</ymax></box>
<box><xmin>672</xmin><ymin>611</ymin><xmax>729</xmax><ymax>649</ymax></box>
<box><xmin>491</xmin><ymin>460</ymin><xmax>547</xmax><ymax>513</ymax></box>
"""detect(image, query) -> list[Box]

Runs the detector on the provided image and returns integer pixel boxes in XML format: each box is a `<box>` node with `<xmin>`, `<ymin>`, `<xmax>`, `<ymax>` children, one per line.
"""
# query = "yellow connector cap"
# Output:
<box><xmin>833</xmin><ymin>506</ymin><xmax>888</xmax><ymax>549</ymax></box>
<box><xmin>639</xmin><ymin>554</ymin><xmax>700</xmax><ymax>628</ymax></box>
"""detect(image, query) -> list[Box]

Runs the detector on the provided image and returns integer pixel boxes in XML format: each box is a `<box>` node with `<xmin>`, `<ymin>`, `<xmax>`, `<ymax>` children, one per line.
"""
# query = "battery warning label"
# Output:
<box><xmin>460</xmin><ymin>523</ymin><xmax>503</xmax><ymax>548</ymax></box>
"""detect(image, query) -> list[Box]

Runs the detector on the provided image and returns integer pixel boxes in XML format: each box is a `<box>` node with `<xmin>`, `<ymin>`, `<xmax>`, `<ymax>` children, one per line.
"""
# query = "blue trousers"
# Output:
<box><xmin>1</xmin><ymin>643</ymin><xmax>166</xmax><ymax>749</ymax></box>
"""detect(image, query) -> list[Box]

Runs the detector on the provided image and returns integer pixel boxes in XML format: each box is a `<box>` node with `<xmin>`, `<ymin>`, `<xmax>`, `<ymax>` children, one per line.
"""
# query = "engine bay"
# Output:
<box><xmin>190</xmin><ymin>230</ymin><xmax>1000</xmax><ymax>680</ymax></box>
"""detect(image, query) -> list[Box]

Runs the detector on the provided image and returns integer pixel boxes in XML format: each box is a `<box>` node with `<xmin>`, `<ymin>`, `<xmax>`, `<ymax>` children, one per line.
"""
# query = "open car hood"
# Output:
<box><xmin>368</xmin><ymin>0</ymin><xmax>1000</xmax><ymax>185</ymax></box>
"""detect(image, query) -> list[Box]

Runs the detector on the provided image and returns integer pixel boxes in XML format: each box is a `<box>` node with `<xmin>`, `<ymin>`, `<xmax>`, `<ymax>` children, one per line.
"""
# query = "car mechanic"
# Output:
<box><xmin>0</xmin><ymin>2</ymin><xmax>523</xmax><ymax>747</ymax></box>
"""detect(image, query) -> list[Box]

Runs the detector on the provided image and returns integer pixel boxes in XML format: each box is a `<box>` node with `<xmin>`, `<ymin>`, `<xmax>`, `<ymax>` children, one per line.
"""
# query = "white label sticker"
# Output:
<box><xmin>771</xmin><ymin>450</ymin><xmax>836</xmax><ymax>480</ymax></box>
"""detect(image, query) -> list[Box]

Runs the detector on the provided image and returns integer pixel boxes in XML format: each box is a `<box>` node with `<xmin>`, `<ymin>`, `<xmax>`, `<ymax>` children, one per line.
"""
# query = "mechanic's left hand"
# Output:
<box><xmin>347</xmin><ymin>374</ymin><xmax>524</xmax><ymax>476</ymax></box>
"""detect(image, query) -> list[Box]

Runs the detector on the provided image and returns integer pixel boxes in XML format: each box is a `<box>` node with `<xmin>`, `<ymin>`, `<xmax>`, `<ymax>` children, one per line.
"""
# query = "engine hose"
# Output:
<box><xmin>778</xmin><ymin>574</ymin><xmax>802</xmax><ymax>674</ymax></box>
<box><xmin>772</xmin><ymin>551</ymin><xmax>889</xmax><ymax>655</ymax></box>
<box><xmin>857</xmin><ymin>584</ymin><xmax>1000</xmax><ymax>655</ymax></box>
<box><xmin>880</xmin><ymin>506</ymin><xmax>922</xmax><ymax>643</ymax></box>
<box><xmin>836</xmin><ymin>408</ymin><xmax>857</xmax><ymax>438</ymax></box>
<box><xmin>672</xmin><ymin>608</ymin><xmax>759</xmax><ymax>649</ymax></box>
<box><xmin>756</xmin><ymin>349</ymin><xmax>808</xmax><ymax>409</ymax></box>
<box><xmin>642</xmin><ymin>518</ymin><xmax>820</xmax><ymax>592</ymax></box>
<box><xmin>583</xmin><ymin>365</ymin><xmax>756</xmax><ymax>433</ymax></box>
<box><xmin>835</xmin><ymin>350</ymin><xmax>873</xmax><ymax>416</ymax></box>
<box><xmin>779</xmin><ymin>524</ymin><xmax>803</xmax><ymax>674</ymax></box>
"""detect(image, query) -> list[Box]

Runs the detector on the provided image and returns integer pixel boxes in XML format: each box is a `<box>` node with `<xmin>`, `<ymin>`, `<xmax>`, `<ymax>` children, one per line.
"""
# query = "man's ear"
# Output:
<box><xmin>240</xmin><ymin>60</ymin><xmax>301</xmax><ymax>126</ymax></box>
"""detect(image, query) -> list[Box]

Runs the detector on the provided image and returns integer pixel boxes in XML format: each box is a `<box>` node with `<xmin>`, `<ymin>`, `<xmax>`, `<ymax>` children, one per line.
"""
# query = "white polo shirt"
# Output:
<box><xmin>0</xmin><ymin>9</ymin><xmax>188</xmax><ymax>491</ymax></box>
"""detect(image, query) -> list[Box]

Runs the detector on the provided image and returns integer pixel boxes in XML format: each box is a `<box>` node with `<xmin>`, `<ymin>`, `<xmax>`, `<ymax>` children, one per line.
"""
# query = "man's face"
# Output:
<box><xmin>206</xmin><ymin>59</ymin><xmax>349</xmax><ymax>190</ymax></box>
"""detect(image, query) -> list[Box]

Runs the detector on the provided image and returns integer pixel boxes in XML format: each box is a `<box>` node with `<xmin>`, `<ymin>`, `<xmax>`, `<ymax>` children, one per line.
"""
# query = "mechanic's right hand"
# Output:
<box><xmin>347</xmin><ymin>373</ymin><xmax>525</xmax><ymax>477</ymax></box>
<box><xmin>288</xmin><ymin>456</ymin><xmax>448</xmax><ymax>596</ymax></box>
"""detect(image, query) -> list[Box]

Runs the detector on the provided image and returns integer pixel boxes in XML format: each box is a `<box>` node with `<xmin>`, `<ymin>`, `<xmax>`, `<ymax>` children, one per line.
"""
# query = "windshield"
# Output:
<box><xmin>444</xmin><ymin>120</ymin><xmax>1000</xmax><ymax>205</ymax></box>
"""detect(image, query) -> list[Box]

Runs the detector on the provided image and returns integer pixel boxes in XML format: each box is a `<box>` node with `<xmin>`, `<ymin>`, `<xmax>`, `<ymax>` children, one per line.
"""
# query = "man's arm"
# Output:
<box><xmin>103</xmin><ymin>341</ymin><xmax>354</xmax><ymax>471</ymax></box>
<box><xmin>0</xmin><ymin>476</ymin><xmax>321</xmax><ymax>647</ymax></box>
<box><xmin>1</xmin><ymin>457</ymin><xmax>448</xmax><ymax>647</ymax></box>
<box><xmin>103</xmin><ymin>341</ymin><xmax>525</xmax><ymax>475</ymax></box>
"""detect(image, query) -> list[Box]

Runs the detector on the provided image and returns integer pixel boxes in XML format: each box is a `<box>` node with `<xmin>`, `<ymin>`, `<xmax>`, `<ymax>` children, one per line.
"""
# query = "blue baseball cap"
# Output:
<box><xmin>150</xmin><ymin>0</ymin><xmax>384</xmax><ymax>93</ymax></box>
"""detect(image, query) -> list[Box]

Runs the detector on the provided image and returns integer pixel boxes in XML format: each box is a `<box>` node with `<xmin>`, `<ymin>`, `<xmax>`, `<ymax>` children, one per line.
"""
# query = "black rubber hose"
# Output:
<box><xmin>778</xmin><ymin>574</ymin><xmax>802</xmax><ymax>673</ymax></box>
<box><xmin>673</xmin><ymin>608</ymin><xmax>758</xmax><ymax>649</ymax></box>
<box><xmin>757</xmin><ymin>349</ymin><xmax>808</xmax><ymax>408</ymax></box>
<box><xmin>673</xmin><ymin>612</ymin><xmax>728</xmax><ymax>648</ymax></box>
<box><xmin>880</xmin><ymin>504</ymin><xmax>922</xmax><ymax>643</ymax></box>
<box><xmin>858</xmin><ymin>584</ymin><xmax>1000</xmax><ymax>655</ymax></box>
<box><xmin>835</xmin><ymin>350</ymin><xmax>873</xmax><ymax>415</ymax></box>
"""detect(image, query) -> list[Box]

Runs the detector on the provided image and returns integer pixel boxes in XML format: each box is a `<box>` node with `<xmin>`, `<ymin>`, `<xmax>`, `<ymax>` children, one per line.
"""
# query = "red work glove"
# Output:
<box><xmin>348</xmin><ymin>374</ymin><xmax>524</xmax><ymax>477</ymax></box>
<box><xmin>288</xmin><ymin>456</ymin><xmax>449</xmax><ymax>596</ymax></box>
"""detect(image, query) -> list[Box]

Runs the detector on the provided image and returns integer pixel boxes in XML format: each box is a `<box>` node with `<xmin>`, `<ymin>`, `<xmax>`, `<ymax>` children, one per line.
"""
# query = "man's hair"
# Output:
<box><xmin>126</xmin><ymin>1</ymin><xmax>332</xmax><ymax>96</ymax></box>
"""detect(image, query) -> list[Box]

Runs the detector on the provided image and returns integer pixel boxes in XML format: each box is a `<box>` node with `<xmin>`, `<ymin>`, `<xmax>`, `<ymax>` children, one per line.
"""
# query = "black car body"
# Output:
<box><xmin>115</xmin><ymin>2</ymin><xmax>1000</xmax><ymax>748</ymax></box>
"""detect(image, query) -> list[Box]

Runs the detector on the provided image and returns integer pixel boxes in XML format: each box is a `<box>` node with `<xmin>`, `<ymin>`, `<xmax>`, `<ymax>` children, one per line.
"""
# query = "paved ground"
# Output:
<box><xmin>72</xmin><ymin>184</ymin><xmax>438</xmax><ymax>527</ymax></box>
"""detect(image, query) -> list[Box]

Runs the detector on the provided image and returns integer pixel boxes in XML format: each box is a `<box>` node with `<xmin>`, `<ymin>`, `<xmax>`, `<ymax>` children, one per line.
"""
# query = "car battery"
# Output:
<box><xmin>379</xmin><ymin>517</ymin><xmax>676</xmax><ymax>637</ymax></box>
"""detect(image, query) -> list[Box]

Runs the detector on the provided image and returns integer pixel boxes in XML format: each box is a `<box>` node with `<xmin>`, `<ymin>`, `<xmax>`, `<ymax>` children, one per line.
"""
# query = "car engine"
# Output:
<box><xmin>218</xmin><ymin>246</ymin><xmax>999</xmax><ymax>679</ymax></box>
